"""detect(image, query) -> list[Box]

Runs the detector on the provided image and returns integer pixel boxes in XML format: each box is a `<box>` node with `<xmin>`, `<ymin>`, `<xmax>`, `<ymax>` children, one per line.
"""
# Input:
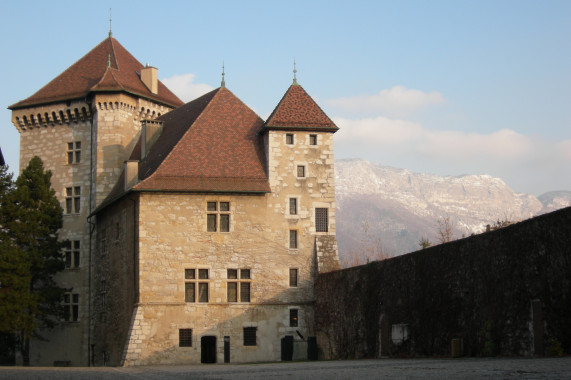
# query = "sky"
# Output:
<box><xmin>1</xmin><ymin>0</ymin><xmax>569</xmax><ymax>195</ymax></box>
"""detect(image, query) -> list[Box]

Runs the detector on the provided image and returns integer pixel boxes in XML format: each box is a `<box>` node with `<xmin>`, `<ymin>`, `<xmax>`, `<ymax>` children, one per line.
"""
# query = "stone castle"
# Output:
<box><xmin>9</xmin><ymin>34</ymin><xmax>340</xmax><ymax>366</ymax></box>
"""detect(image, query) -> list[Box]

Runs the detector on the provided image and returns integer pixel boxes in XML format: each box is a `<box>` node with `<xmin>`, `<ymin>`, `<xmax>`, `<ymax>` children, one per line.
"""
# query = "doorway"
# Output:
<box><xmin>201</xmin><ymin>336</ymin><xmax>217</xmax><ymax>364</ymax></box>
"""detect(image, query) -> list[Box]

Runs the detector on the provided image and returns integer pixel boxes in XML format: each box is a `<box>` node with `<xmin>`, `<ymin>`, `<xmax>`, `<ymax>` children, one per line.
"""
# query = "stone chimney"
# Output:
<box><xmin>141</xmin><ymin>64</ymin><xmax>158</xmax><ymax>94</ymax></box>
<box><xmin>124</xmin><ymin>160</ymin><xmax>139</xmax><ymax>191</ymax></box>
<box><xmin>141</xmin><ymin>120</ymin><xmax>163</xmax><ymax>159</ymax></box>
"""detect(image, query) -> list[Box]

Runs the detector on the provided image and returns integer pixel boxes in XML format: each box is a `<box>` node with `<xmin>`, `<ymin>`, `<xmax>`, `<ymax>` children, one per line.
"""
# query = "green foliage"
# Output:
<box><xmin>0</xmin><ymin>157</ymin><xmax>66</xmax><ymax>363</ymax></box>
<box><xmin>545</xmin><ymin>338</ymin><xmax>564</xmax><ymax>356</ymax></box>
<box><xmin>419</xmin><ymin>237</ymin><xmax>431</xmax><ymax>249</ymax></box>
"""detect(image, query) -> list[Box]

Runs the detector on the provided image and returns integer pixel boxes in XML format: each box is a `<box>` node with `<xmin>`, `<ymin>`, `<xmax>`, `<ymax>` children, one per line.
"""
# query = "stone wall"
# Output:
<box><xmin>315</xmin><ymin>207</ymin><xmax>571</xmax><ymax>359</ymax></box>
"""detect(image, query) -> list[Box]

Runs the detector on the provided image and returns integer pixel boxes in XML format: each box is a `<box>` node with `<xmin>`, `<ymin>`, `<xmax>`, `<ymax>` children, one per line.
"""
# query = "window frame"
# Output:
<box><xmin>309</xmin><ymin>134</ymin><xmax>317</xmax><ymax>146</ymax></box>
<box><xmin>179</xmin><ymin>328</ymin><xmax>193</xmax><ymax>347</ymax></box>
<box><xmin>296</xmin><ymin>165</ymin><xmax>306</xmax><ymax>179</ymax></box>
<box><xmin>289</xmin><ymin>268</ymin><xmax>298</xmax><ymax>287</ymax></box>
<box><xmin>289</xmin><ymin>198</ymin><xmax>298</xmax><ymax>216</ymax></box>
<box><xmin>289</xmin><ymin>230</ymin><xmax>298</xmax><ymax>249</ymax></box>
<box><xmin>243</xmin><ymin>327</ymin><xmax>257</xmax><ymax>346</ymax></box>
<box><xmin>207</xmin><ymin>201</ymin><xmax>230</xmax><ymax>232</ymax></box>
<box><xmin>227</xmin><ymin>268</ymin><xmax>251</xmax><ymax>303</ymax></box>
<box><xmin>290</xmin><ymin>309</ymin><xmax>299</xmax><ymax>327</ymax></box>
<box><xmin>64</xmin><ymin>240</ymin><xmax>81</xmax><ymax>269</ymax></box>
<box><xmin>185</xmin><ymin>268</ymin><xmax>209</xmax><ymax>303</ymax></box>
<box><xmin>285</xmin><ymin>133</ymin><xmax>294</xmax><ymax>145</ymax></box>
<box><xmin>63</xmin><ymin>293</ymin><xmax>79</xmax><ymax>322</ymax></box>
<box><xmin>67</xmin><ymin>141</ymin><xmax>81</xmax><ymax>164</ymax></box>
<box><xmin>65</xmin><ymin>186</ymin><xmax>81</xmax><ymax>214</ymax></box>
<box><xmin>315</xmin><ymin>208</ymin><xmax>329</xmax><ymax>233</ymax></box>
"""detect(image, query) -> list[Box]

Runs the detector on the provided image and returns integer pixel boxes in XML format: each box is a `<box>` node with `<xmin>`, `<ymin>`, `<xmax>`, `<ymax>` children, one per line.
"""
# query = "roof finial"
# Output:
<box><xmin>293</xmin><ymin>58</ymin><xmax>298</xmax><ymax>85</ymax></box>
<box><xmin>221</xmin><ymin>61</ymin><xmax>226</xmax><ymax>88</ymax></box>
<box><xmin>109</xmin><ymin>8</ymin><xmax>113</xmax><ymax>37</ymax></box>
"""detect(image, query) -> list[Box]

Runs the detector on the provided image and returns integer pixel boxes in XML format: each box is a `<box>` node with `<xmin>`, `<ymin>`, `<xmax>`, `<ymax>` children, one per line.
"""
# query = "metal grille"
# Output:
<box><xmin>315</xmin><ymin>208</ymin><xmax>328</xmax><ymax>232</ymax></box>
<box><xmin>179</xmin><ymin>329</ymin><xmax>192</xmax><ymax>347</ymax></box>
<box><xmin>243</xmin><ymin>327</ymin><xmax>257</xmax><ymax>346</ymax></box>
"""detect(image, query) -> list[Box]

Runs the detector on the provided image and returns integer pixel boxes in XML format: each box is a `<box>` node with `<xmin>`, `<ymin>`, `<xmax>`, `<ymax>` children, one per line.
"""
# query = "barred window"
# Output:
<box><xmin>290</xmin><ymin>309</ymin><xmax>298</xmax><ymax>327</ymax></box>
<box><xmin>289</xmin><ymin>230</ymin><xmax>298</xmax><ymax>249</ymax></box>
<box><xmin>243</xmin><ymin>327</ymin><xmax>257</xmax><ymax>346</ymax></box>
<box><xmin>67</xmin><ymin>141</ymin><xmax>81</xmax><ymax>164</ymax></box>
<box><xmin>289</xmin><ymin>198</ymin><xmax>297</xmax><ymax>215</ymax></box>
<box><xmin>64</xmin><ymin>240</ymin><xmax>80</xmax><ymax>268</ymax></box>
<box><xmin>63</xmin><ymin>293</ymin><xmax>79</xmax><ymax>322</ymax></box>
<box><xmin>65</xmin><ymin>186</ymin><xmax>81</xmax><ymax>214</ymax></box>
<box><xmin>315</xmin><ymin>208</ymin><xmax>328</xmax><ymax>232</ymax></box>
<box><xmin>179</xmin><ymin>329</ymin><xmax>193</xmax><ymax>347</ymax></box>
<box><xmin>289</xmin><ymin>268</ymin><xmax>298</xmax><ymax>287</ymax></box>
<box><xmin>207</xmin><ymin>202</ymin><xmax>230</xmax><ymax>232</ymax></box>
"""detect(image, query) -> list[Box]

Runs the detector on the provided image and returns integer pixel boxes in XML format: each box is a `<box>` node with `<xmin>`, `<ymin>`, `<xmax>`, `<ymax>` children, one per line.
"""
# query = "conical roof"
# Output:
<box><xmin>9</xmin><ymin>36</ymin><xmax>183</xmax><ymax>109</ymax></box>
<box><xmin>263</xmin><ymin>83</ymin><xmax>338</xmax><ymax>132</ymax></box>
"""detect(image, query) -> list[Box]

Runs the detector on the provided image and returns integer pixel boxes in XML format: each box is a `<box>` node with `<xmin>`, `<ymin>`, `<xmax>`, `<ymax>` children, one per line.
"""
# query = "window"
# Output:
<box><xmin>289</xmin><ymin>230</ymin><xmax>298</xmax><ymax>249</ymax></box>
<box><xmin>289</xmin><ymin>268</ymin><xmax>298</xmax><ymax>287</ymax></box>
<box><xmin>315</xmin><ymin>208</ymin><xmax>328</xmax><ymax>232</ymax></box>
<box><xmin>309</xmin><ymin>134</ymin><xmax>317</xmax><ymax>145</ymax></box>
<box><xmin>67</xmin><ymin>141</ymin><xmax>81</xmax><ymax>164</ymax></box>
<box><xmin>64</xmin><ymin>240</ymin><xmax>80</xmax><ymax>268</ymax></box>
<box><xmin>63</xmin><ymin>293</ymin><xmax>79</xmax><ymax>322</ymax></box>
<box><xmin>179</xmin><ymin>329</ymin><xmax>193</xmax><ymax>347</ymax></box>
<box><xmin>65</xmin><ymin>186</ymin><xmax>81</xmax><ymax>214</ymax></box>
<box><xmin>185</xmin><ymin>269</ymin><xmax>209</xmax><ymax>303</ymax></box>
<box><xmin>290</xmin><ymin>309</ymin><xmax>298</xmax><ymax>327</ymax></box>
<box><xmin>243</xmin><ymin>327</ymin><xmax>257</xmax><ymax>346</ymax></box>
<box><xmin>289</xmin><ymin>198</ymin><xmax>297</xmax><ymax>215</ymax></box>
<box><xmin>207</xmin><ymin>201</ymin><xmax>230</xmax><ymax>232</ymax></box>
<box><xmin>296</xmin><ymin>165</ymin><xmax>305</xmax><ymax>178</ymax></box>
<box><xmin>286</xmin><ymin>133</ymin><xmax>294</xmax><ymax>145</ymax></box>
<box><xmin>227</xmin><ymin>268</ymin><xmax>251</xmax><ymax>302</ymax></box>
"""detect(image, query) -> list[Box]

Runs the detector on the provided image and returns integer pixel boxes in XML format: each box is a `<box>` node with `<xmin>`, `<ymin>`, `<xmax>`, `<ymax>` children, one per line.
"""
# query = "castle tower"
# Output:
<box><xmin>261</xmin><ymin>80</ymin><xmax>340</xmax><ymax>273</ymax></box>
<box><xmin>8</xmin><ymin>35</ymin><xmax>182</xmax><ymax>366</ymax></box>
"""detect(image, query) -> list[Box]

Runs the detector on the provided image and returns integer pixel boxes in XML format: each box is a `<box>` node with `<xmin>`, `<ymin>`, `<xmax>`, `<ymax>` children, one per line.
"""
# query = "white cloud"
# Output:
<box><xmin>161</xmin><ymin>74</ymin><xmax>214</xmax><ymax>103</ymax></box>
<box><xmin>326</xmin><ymin>86</ymin><xmax>445</xmax><ymax>116</ymax></box>
<box><xmin>333</xmin><ymin>116</ymin><xmax>571</xmax><ymax>194</ymax></box>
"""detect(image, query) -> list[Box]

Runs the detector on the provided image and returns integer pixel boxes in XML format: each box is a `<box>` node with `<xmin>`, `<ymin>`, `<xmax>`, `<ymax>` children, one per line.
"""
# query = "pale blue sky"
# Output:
<box><xmin>1</xmin><ymin>0</ymin><xmax>569</xmax><ymax>195</ymax></box>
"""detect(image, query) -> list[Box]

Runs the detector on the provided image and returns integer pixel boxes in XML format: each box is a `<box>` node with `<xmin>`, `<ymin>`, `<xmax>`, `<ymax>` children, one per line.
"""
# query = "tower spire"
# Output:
<box><xmin>109</xmin><ymin>8</ymin><xmax>113</xmax><ymax>37</ymax></box>
<box><xmin>293</xmin><ymin>58</ymin><xmax>298</xmax><ymax>85</ymax></box>
<box><xmin>221</xmin><ymin>61</ymin><xmax>226</xmax><ymax>88</ymax></box>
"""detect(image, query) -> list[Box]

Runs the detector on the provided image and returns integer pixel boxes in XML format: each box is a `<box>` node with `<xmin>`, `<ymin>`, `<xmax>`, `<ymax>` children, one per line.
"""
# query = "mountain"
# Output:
<box><xmin>334</xmin><ymin>159</ymin><xmax>569</xmax><ymax>265</ymax></box>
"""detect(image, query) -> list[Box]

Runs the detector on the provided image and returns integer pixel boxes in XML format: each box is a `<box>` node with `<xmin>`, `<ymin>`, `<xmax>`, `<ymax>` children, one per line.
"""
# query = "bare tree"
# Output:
<box><xmin>436</xmin><ymin>216</ymin><xmax>454</xmax><ymax>244</ymax></box>
<box><xmin>342</xmin><ymin>220</ymin><xmax>389</xmax><ymax>268</ymax></box>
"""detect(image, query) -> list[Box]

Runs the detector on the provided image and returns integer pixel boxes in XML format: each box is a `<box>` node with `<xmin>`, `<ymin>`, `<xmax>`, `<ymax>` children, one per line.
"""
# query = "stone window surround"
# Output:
<box><xmin>66</xmin><ymin>141</ymin><xmax>82</xmax><ymax>164</ymax></box>
<box><xmin>227</xmin><ymin>268</ymin><xmax>252</xmax><ymax>303</ymax></box>
<box><xmin>63</xmin><ymin>292</ymin><xmax>79</xmax><ymax>322</ymax></box>
<box><xmin>289</xmin><ymin>268</ymin><xmax>298</xmax><ymax>287</ymax></box>
<box><xmin>309</xmin><ymin>134</ymin><xmax>318</xmax><ymax>146</ymax></box>
<box><xmin>312</xmin><ymin>202</ymin><xmax>333</xmax><ymax>235</ymax></box>
<box><xmin>64</xmin><ymin>239</ymin><xmax>81</xmax><ymax>269</ymax></box>
<box><xmin>64</xmin><ymin>186</ymin><xmax>81</xmax><ymax>215</ymax></box>
<box><xmin>296</xmin><ymin>162</ymin><xmax>308</xmax><ymax>179</ymax></box>
<box><xmin>206</xmin><ymin>201</ymin><xmax>231</xmax><ymax>233</ymax></box>
<box><xmin>285</xmin><ymin>133</ymin><xmax>294</xmax><ymax>145</ymax></box>
<box><xmin>286</xmin><ymin>196</ymin><xmax>300</xmax><ymax>219</ymax></box>
<box><xmin>289</xmin><ymin>230</ymin><xmax>298</xmax><ymax>250</ymax></box>
<box><xmin>184</xmin><ymin>268</ymin><xmax>210</xmax><ymax>303</ymax></box>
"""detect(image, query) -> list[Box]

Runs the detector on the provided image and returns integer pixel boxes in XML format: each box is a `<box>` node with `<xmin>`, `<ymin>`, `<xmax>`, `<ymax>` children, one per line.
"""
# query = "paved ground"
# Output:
<box><xmin>0</xmin><ymin>357</ymin><xmax>570</xmax><ymax>380</ymax></box>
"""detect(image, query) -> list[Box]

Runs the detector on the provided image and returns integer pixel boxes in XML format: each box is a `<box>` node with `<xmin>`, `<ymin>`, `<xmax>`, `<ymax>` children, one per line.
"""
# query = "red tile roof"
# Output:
<box><xmin>9</xmin><ymin>36</ymin><xmax>183</xmax><ymax>109</ymax></box>
<box><xmin>133</xmin><ymin>87</ymin><xmax>270</xmax><ymax>193</ymax></box>
<box><xmin>263</xmin><ymin>83</ymin><xmax>338</xmax><ymax>132</ymax></box>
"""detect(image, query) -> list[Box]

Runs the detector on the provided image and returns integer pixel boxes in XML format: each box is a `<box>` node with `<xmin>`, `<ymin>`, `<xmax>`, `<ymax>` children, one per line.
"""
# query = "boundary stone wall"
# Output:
<box><xmin>315</xmin><ymin>207</ymin><xmax>571</xmax><ymax>359</ymax></box>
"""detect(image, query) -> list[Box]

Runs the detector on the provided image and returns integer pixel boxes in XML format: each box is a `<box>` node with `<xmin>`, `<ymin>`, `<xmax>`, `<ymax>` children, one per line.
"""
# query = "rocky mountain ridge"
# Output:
<box><xmin>335</xmin><ymin>159</ymin><xmax>571</xmax><ymax>263</ymax></box>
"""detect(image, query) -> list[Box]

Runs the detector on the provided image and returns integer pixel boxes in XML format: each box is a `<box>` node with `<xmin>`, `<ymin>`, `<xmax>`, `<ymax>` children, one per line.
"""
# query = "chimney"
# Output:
<box><xmin>141</xmin><ymin>64</ymin><xmax>158</xmax><ymax>94</ymax></box>
<box><xmin>124</xmin><ymin>160</ymin><xmax>139</xmax><ymax>191</ymax></box>
<box><xmin>141</xmin><ymin>120</ymin><xmax>164</xmax><ymax>159</ymax></box>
